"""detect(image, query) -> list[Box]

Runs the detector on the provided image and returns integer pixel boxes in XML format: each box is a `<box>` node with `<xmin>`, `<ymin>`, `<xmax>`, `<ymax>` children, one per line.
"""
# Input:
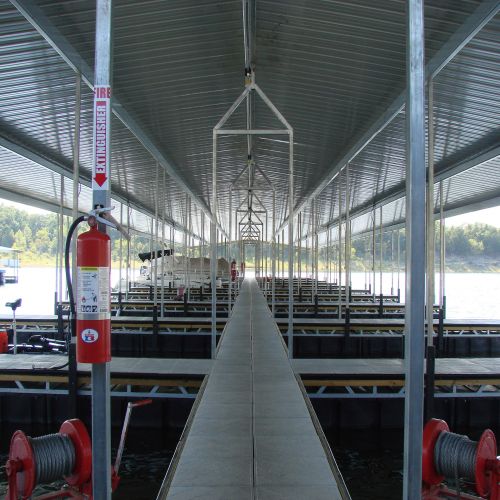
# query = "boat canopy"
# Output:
<box><xmin>138</xmin><ymin>249</ymin><xmax>173</xmax><ymax>262</ymax></box>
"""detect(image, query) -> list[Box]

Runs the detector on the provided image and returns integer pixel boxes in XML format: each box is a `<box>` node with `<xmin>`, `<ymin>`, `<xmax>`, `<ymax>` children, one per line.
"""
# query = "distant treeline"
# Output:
<box><xmin>348</xmin><ymin>223</ymin><xmax>500</xmax><ymax>261</ymax></box>
<box><xmin>349</xmin><ymin>223</ymin><xmax>500</xmax><ymax>261</ymax></box>
<box><xmin>1</xmin><ymin>204</ymin><xmax>499</xmax><ymax>266</ymax></box>
<box><xmin>0</xmin><ymin>204</ymin><xmax>151</xmax><ymax>265</ymax></box>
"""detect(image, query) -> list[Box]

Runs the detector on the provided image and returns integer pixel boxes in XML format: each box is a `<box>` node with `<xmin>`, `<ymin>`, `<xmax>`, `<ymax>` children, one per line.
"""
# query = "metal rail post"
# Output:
<box><xmin>298</xmin><ymin>213</ymin><xmax>302</xmax><ymax>291</ymax></box>
<box><xmin>325</xmin><ymin>224</ymin><xmax>329</xmax><ymax>286</ymax></box>
<box><xmin>397</xmin><ymin>228</ymin><xmax>401</xmax><ymax>300</ymax></box>
<box><xmin>118</xmin><ymin>203</ymin><xmax>123</xmax><ymax>304</ymax></box>
<box><xmin>68</xmin><ymin>71</ymin><xmax>81</xmax><ymax>419</ymax></box>
<box><xmin>154</xmin><ymin>163</ymin><xmax>159</xmax><ymax>306</ymax></box>
<box><xmin>379</xmin><ymin>206</ymin><xmax>383</xmax><ymax>298</ymax></box>
<box><xmin>211</xmin><ymin>130</ymin><xmax>218</xmax><ymax>358</ymax></box>
<box><xmin>228</xmin><ymin>188</ymin><xmax>232</xmax><ymax>311</ymax></box>
<box><xmin>391</xmin><ymin>231</ymin><xmax>395</xmax><ymax>295</ymax></box>
<box><xmin>338</xmin><ymin>177</ymin><xmax>342</xmax><ymax>319</ymax></box>
<box><xmin>91</xmin><ymin>0</ymin><xmax>112</xmax><ymax>496</ymax></box>
<box><xmin>160</xmin><ymin>171</ymin><xmax>166</xmax><ymax>315</ymax></box>
<box><xmin>287</xmin><ymin>132</ymin><xmax>294</xmax><ymax>359</ymax></box>
<box><xmin>314</xmin><ymin>201</ymin><xmax>319</xmax><ymax>301</ymax></box>
<box><xmin>201</xmin><ymin>211</ymin><xmax>205</xmax><ymax>287</ymax></box>
<box><xmin>425</xmin><ymin>77</ymin><xmax>436</xmax><ymax>420</ymax></box>
<box><xmin>125</xmin><ymin>204</ymin><xmax>130</xmax><ymax>300</ymax></box>
<box><xmin>345</xmin><ymin>163</ymin><xmax>351</xmax><ymax>308</ymax></box>
<box><xmin>277</xmin><ymin>232</ymin><xmax>280</xmax><ymax>281</ymax></box>
<box><xmin>439</xmin><ymin>181</ymin><xmax>446</xmax><ymax>310</ymax></box>
<box><xmin>372</xmin><ymin>210</ymin><xmax>376</xmax><ymax>300</ymax></box>
<box><xmin>281</xmin><ymin>229</ymin><xmax>285</xmax><ymax>282</ymax></box>
<box><xmin>271</xmin><ymin>190</ymin><xmax>276</xmax><ymax>315</ymax></box>
<box><xmin>403</xmin><ymin>0</ymin><xmax>426</xmax><ymax>496</ymax></box>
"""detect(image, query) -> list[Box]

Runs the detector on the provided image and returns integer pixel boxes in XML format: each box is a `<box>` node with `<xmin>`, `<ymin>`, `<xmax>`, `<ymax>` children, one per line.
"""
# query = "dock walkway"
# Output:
<box><xmin>158</xmin><ymin>278</ymin><xmax>346</xmax><ymax>500</ymax></box>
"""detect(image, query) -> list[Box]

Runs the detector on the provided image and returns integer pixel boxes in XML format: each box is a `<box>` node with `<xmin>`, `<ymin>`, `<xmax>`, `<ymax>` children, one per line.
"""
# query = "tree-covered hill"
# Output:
<box><xmin>1</xmin><ymin>203</ymin><xmax>499</xmax><ymax>270</ymax></box>
<box><xmin>0</xmin><ymin>204</ymin><xmax>151</xmax><ymax>266</ymax></box>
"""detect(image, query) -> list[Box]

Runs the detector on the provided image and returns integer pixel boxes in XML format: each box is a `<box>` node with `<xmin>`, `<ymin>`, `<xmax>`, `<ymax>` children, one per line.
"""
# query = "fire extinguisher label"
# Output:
<box><xmin>77</xmin><ymin>266</ymin><xmax>110</xmax><ymax>319</ymax></box>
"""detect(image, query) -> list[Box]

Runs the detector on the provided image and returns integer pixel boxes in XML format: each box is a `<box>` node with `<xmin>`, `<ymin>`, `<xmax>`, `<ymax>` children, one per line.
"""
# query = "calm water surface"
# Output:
<box><xmin>1</xmin><ymin>267</ymin><xmax>499</xmax><ymax>319</ymax></box>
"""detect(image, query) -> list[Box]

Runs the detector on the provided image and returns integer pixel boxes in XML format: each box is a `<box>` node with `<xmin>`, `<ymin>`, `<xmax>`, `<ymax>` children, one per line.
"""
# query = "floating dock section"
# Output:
<box><xmin>158</xmin><ymin>278</ymin><xmax>348</xmax><ymax>499</ymax></box>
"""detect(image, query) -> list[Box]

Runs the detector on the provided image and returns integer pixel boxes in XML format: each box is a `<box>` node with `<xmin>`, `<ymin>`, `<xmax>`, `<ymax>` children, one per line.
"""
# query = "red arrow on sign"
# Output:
<box><xmin>94</xmin><ymin>173</ymin><xmax>107</xmax><ymax>187</ymax></box>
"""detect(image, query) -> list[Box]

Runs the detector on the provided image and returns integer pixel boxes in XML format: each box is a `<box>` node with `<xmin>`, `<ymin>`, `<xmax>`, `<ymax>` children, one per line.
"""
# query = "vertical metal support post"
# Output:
<box><xmin>69</xmin><ymin>71</ymin><xmax>81</xmax><ymax>419</ymax></box>
<box><xmin>426</xmin><ymin>78</ymin><xmax>435</xmax><ymax>345</ymax></box>
<box><xmin>314</xmin><ymin>202</ymin><xmax>319</xmax><ymax>301</ymax></box>
<box><xmin>397</xmin><ymin>228</ymin><xmax>401</xmax><ymax>300</ymax></box>
<box><xmin>325</xmin><ymin>226</ymin><xmax>328</xmax><ymax>285</ymax></box>
<box><xmin>338</xmin><ymin>178</ymin><xmax>342</xmax><ymax>319</ymax></box>
<box><xmin>211</xmin><ymin>131</ymin><xmax>218</xmax><ymax>358</ymax></box>
<box><xmin>298</xmin><ymin>213</ymin><xmax>302</xmax><ymax>290</ymax></box>
<box><xmin>372</xmin><ymin>211</ymin><xmax>376</xmax><ymax>301</ymax></box>
<box><xmin>153</xmin><ymin>164</ymin><xmax>159</xmax><ymax>306</ymax></box>
<box><xmin>118</xmin><ymin>204</ymin><xmax>123</xmax><ymax>309</ymax></box>
<box><xmin>272</xmin><ymin>190</ymin><xmax>276</xmax><ymax>315</ymax></box>
<box><xmin>160</xmin><ymin>172</ymin><xmax>166</xmax><ymax>315</ymax></box>
<box><xmin>403</xmin><ymin>0</ymin><xmax>426</xmax><ymax>496</ymax></box>
<box><xmin>304</xmin><ymin>233</ymin><xmax>309</xmax><ymax>286</ymax></box>
<box><xmin>311</xmin><ymin>201</ymin><xmax>315</xmax><ymax>303</ymax></box>
<box><xmin>439</xmin><ymin>181</ymin><xmax>446</xmax><ymax>310</ymax></box>
<box><xmin>201</xmin><ymin>211</ymin><xmax>205</xmax><ymax>286</ymax></box>
<box><xmin>425</xmin><ymin>78</ymin><xmax>436</xmax><ymax>421</ymax></box>
<box><xmin>287</xmin><ymin>131</ymin><xmax>294</xmax><ymax>359</ymax></box>
<box><xmin>71</xmin><ymin>72</ymin><xmax>81</xmax><ymax>283</ymax></box>
<box><xmin>281</xmin><ymin>229</ymin><xmax>285</xmax><ymax>282</ymax></box>
<box><xmin>125</xmin><ymin>205</ymin><xmax>130</xmax><ymax>300</ymax></box>
<box><xmin>91</xmin><ymin>1</ymin><xmax>112</xmax><ymax>496</ymax></box>
<box><xmin>264</xmin><ymin>211</ymin><xmax>268</xmax><ymax>285</ymax></box>
<box><xmin>58</xmin><ymin>175</ymin><xmax>64</xmax><ymax>305</ymax></box>
<box><xmin>228</xmin><ymin>188</ymin><xmax>232</xmax><ymax>311</ymax></box>
<box><xmin>391</xmin><ymin>231</ymin><xmax>395</xmax><ymax>295</ymax></box>
<box><xmin>345</xmin><ymin>163</ymin><xmax>351</xmax><ymax>308</ymax></box>
<box><xmin>379</xmin><ymin>206</ymin><xmax>383</xmax><ymax>297</ymax></box>
<box><xmin>277</xmin><ymin>233</ymin><xmax>280</xmax><ymax>281</ymax></box>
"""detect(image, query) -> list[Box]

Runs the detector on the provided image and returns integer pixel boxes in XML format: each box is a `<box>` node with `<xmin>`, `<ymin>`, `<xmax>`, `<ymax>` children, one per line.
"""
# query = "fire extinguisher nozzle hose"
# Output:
<box><xmin>65</xmin><ymin>216</ymin><xmax>86</xmax><ymax>319</ymax></box>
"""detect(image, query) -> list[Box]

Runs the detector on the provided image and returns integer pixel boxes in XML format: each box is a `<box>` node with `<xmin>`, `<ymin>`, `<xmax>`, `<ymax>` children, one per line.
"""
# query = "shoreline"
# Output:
<box><xmin>11</xmin><ymin>262</ymin><xmax>500</xmax><ymax>273</ymax></box>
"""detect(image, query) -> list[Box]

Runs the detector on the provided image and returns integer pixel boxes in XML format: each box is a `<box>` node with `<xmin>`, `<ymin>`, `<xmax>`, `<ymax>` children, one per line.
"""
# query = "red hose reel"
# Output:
<box><xmin>422</xmin><ymin>418</ymin><xmax>500</xmax><ymax>500</ymax></box>
<box><xmin>6</xmin><ymin>419</ymin><xmax>93</xmax><ymax>499</ymax></box>
<box><xmin>5</xmin><ymin>399</ymin><xmax>151</xmax><ymax>499</ymax></box>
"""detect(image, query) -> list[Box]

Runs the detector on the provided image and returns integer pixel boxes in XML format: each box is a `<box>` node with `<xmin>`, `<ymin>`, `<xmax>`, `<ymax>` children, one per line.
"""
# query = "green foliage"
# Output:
<box><xmin>2</xmin><ymin>203</ymin><xmax>500</xmax><ymax>269</ymax></box>
<box><xmin>0</xmin><ymin>204</ymin><xmax>151</xmax><ymax>266</ymax></box>
<box><xmin>344</xmin><ymin>222</ymin><xmax>500</xmax><ymax>269</ymax></box>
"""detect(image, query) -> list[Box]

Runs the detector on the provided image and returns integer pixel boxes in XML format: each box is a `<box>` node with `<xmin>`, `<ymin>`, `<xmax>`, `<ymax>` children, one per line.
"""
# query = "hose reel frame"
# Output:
<box><xmin>6</xmin><ymin>419</ymin><xmax>92</xmax><ymax>499</ymax></box>
<box><xmin>422</xmin><ymin>418</ymin><xmax>498</xmax><ymax>499</ymax></box>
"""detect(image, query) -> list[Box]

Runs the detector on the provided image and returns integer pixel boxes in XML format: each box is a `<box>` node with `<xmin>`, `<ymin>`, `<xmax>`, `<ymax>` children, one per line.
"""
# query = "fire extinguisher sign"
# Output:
<box><xmin>92</xmin><ymin>85</ymin><xmax>111</xmax><ymax>191</ymax></box>
<box><xmin>77</xmin><ymin>266</ymin><xmax>110</xmax><ymax>318</ymax></box>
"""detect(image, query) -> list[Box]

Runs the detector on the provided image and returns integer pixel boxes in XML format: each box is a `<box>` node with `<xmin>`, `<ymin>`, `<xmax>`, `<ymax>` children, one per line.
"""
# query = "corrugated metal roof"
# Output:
<box><xmin>0</xmin><ymin>0</ymin><xmax>498</xmax><ymax>240</ymax></box>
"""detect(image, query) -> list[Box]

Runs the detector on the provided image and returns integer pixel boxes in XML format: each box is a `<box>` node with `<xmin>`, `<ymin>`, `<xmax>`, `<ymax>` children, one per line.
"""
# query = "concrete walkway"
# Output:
<box><xmin>159</xmin><ymin>278</ymin><xmax>346</xmax><ymax>500</ymax></box>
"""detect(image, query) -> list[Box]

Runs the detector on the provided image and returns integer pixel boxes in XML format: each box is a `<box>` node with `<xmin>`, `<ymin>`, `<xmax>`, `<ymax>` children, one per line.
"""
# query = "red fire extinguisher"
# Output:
<box><xmin>231</xmin><ymin>259</ymin><xmax>237</xmax><ymax>282</ymax></box>
<box><xmin>76</xmin><ymin>224</ymin><xmax>111</xmax><ymax>363</ymax></box>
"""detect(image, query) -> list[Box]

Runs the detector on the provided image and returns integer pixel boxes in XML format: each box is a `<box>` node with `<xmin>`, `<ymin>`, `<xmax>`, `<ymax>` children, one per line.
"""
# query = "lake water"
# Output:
<box><xmin>1</xmin><ymin>267</ymin><xmax>498</xmax><ymax>320</ymax></box>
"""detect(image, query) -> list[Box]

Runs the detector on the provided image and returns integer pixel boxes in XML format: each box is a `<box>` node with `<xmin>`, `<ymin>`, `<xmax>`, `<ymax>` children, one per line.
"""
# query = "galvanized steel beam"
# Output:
<box><xmin>403</xmin><ymin>0</ymin><xmax>426</xmax><ymax>497</ymax></box>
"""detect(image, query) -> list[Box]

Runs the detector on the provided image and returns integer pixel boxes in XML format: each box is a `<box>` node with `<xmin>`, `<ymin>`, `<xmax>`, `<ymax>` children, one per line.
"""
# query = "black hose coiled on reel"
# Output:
<box><xmin>434</xmin><ymin>431</ymin><xmax>477</xmax><ymax>482</ymax></box>
<box><xmin>29</xmin><ymin>433</ymin><xmax>75</xmax><ymax>484</ymax></box>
